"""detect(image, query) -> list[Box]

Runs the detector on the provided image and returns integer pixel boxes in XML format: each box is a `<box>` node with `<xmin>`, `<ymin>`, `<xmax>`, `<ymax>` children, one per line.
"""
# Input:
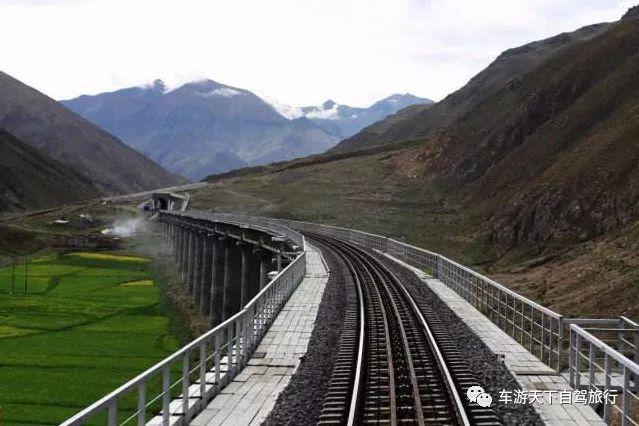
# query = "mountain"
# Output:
<box><xmin>0</xmin><ymin>71</ymin><xmax>184</xmax><ymax>194</ymax></box>
<box><xmin>270</xmin><ymin>94</ymin><xmax>433</xmax><ymax>139</ymax></box>
<box><xmin>63</xmin><ymin>80</ymin><xmax>338</xmax><ymax>179</ymax></box>
<box><xmin>64</xmin><ymin>81</ymin><xmax>431</xmax><ymax>180</ymax></box>
<box><xmin>195</xmin><ymin>8</ymin><xmax>639</xmax><ymax>320</ymax></box>
<box><xmin>331</xmin><ymin>22</ymin><xmax>610</xmax><ymax>153</ymax></box>
<box><xmin>345</xmin><ymin>9</ymin><xmax>639</xmax><ymax>251</ymax></box>
<box><xmin>0</xmin><ymin>128</ymin><xmax>99</xmax><ymax>211</ymax></box>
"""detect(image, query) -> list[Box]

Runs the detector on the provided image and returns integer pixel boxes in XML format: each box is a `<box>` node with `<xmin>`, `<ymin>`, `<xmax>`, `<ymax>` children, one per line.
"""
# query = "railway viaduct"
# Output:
<box><xmin>63</xmin><ymin>210</ymin><xmax>638</xmax><ymax>426</ymax></box>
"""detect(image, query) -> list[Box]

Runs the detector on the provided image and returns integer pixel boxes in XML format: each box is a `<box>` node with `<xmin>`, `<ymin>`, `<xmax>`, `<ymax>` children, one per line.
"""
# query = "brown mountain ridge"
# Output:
<box><xmin>0</xmin><ymin>128</ymin><xmax>99</xmax><ymax>211</ymax></box>
<box><xmin>0</xmin><ymin>70</ymin><xmax>185</xmax><ymax>196</ymax></box>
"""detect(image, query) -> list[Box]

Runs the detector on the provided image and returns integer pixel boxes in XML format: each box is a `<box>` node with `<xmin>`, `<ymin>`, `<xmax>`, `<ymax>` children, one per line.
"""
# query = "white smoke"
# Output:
<box><xmin>102</xmin><ymin>217</ymin><xmax>145</xmax><ymax>237</ymax></box>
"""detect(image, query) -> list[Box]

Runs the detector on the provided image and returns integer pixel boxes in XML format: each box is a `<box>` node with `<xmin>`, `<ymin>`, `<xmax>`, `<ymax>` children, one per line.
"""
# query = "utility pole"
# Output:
<box><xmin>23</xmin><ymin>254</ymin><xmax>28</xmax><ymax>295</ymax></box>
<box><xmin>11</xmin><ymin>258</ymin><xmax>15</xmax><ymax>295</ymax></box>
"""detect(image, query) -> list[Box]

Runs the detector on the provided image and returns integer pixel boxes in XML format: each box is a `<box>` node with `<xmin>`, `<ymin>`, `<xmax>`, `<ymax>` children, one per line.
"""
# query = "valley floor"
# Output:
<box><xmin>0</xmin><ymin>222</ymin><xmax>186</xmax><ymax>424</ymax></box>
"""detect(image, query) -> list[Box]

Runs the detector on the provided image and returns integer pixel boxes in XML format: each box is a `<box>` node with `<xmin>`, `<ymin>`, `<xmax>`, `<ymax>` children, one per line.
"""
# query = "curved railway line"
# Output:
<box><xmin>308</xmin><ymin>233</ymin><xmax>501</xmax><ymax>426</ymax></box>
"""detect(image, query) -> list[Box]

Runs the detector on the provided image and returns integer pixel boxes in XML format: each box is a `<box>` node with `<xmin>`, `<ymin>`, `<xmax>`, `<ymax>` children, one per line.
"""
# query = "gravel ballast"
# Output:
<box><xmin>263</xmin><ymin>241</ymin><xmax>351</xmax><ymax>425</ymax></box>
<box><xmin>371</xmin><ymin>251</ymin><xmax>543</xmax><ymax>425</ymax></box>
<box><xmin>265</xmin><ymin>238</ymin><xmax>542</xmax><ymax>425</ymax></box>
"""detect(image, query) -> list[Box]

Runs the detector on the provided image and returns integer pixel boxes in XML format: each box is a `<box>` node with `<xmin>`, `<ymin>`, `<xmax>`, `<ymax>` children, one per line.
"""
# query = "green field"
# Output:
<box><xmin>0</xmin><ymin>251</ymin><xmax>182</xmax><ymax>425</ymax></box>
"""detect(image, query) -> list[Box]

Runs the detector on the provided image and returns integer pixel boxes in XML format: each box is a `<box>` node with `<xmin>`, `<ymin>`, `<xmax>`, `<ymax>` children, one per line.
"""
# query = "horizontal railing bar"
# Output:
<box><xmin>565</xmin><ymin>318</ymin><xmax>622</xmax><ymax>325</ymax></box>
<box><xmin>581</xmin><ymin>327</ymin><xmax>639</xmax><ymax>332</ymax></box>
<box><xmin>571</xmin><ymin>325</ymin><xmax>639</xmax><ymax>375</ymax></box>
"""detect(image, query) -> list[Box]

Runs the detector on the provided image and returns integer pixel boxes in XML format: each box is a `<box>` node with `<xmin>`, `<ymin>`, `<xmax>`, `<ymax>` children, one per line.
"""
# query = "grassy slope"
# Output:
<box><xmin>0</xmin><ymin>251</ymin><xmax>181</xmax><ymax>425</ymax></box>
<box><xmin>196</xmin><ymin>148</ymin><xmax>488</xmax><ymax>263</ymax></box>
<box><xmin>493</xmin><ymin>219</ymin><xmax>639</xmax><ymax>319</ymax></box>
<box><xmin>194</xmin><ymin>141</ymin><xmax>638</xmax><ymax>320</ymax></box>
<box><xmin>0</xmin><ymin>128</ymin><xmax>99</xmax><ymax>212</ymax></box>
<box><xmin>0</xmin><ymin>200</ymin><xmax>117</xmax><ymax>257</ymax></box>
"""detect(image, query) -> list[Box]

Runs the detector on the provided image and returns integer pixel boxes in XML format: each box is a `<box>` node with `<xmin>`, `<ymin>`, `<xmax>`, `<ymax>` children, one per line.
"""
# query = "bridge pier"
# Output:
<box><xmin>199</xmin><ymin>233</ymin><xmax>213</xmax><ymax>315</ymax></box>
<box><xmin>240</xmin><ymin>244</ymin><xmax>250</xmax><ymax>306</ymax></box>
<box><xmin>178</xmin><ymin>226</ymin><xmax>186</xmax><ymax>280</ymax></box>
<box><xmin>159</xmin><ymin>215</ymin><xmax>294</xmax><ymax>330</ymax></box>
<box><xmin>210</xmin><ymin>237</ymin><xmax>226</xmax><ymax>327</ymax></box>
<box><xmin>259</xmin><ymin>254</ymin><xmax>269</xmax><ymax>289</ymax></box>
<box><xmin>192</xmin><ymin>231</ymin><xmax>203</xmax><ymax>300</ymax></box>
<box><xmin>222</xmin><ymin>242</ymin><xmax>243</xmax><ymax>320</ymax></box>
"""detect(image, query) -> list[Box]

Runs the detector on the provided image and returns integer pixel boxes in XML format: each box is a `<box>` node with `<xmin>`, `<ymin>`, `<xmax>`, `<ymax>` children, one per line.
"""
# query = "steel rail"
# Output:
<box><xmin>344</xmin><ymin>251</ymin><xmax>367</xmax><ymax>426</ymax></box>
<box><xmin>356</xmin><ymin>247</ymin><xmax>424</xmax><ymax>424</ymax></box>
<box><xmin>359</xmin><ymin>248</ymin><xmax>471</xmax><ymax>426</ymax></box>
<box><xmin>310</xmin><ymin>233</ymin><xmax>472</xmax><ymax>425</ymax></box>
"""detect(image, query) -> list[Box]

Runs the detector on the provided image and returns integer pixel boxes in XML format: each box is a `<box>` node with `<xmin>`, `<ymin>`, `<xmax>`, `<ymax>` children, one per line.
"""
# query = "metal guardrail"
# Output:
<box><xmin>268</xmin><ymin>216</ymin><xmax>639</xmax><ymax>425</ymax></box>
<box><xmin>569</xmin><ymin>318</ymin><xmax>639</xmax><ymax>425</ymax></box>
<box><xmin>269</xmin><ymin>218</ymin><xmax>565</xmax><ymax>371</ymax></box>
<box><xmin>187</xmin><ymin>212</ymin><xmax>306</xmax><ymax>249</ymax></box>
<box><xmin>62</xmin><ymin>217</ymin><xmax>306</xmax><ymax>426</ymax></box>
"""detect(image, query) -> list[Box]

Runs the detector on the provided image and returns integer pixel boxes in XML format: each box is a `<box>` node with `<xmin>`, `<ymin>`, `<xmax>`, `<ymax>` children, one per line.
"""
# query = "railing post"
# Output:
<box><xmin>200</xmin><ymin>342</ymin><xmax>207</xmax><ymax>401</ymax></box>
<box><xmin>575</xmin><ymin>333</ymin><xmax>582</xmax><ymax>389</ymax></box>
<box><xmin>108</xmin><ymin>399</ymin><xmax>117</xmax><ymax>426</ymax></box>
<box><xmin>227</xmin><ymin>323</ymin><xmax>235</xmax><ymax>378</ymax></box>
<box><xmin>182</xmin><ymin>351</ymin><xmax>190</xmax><ymax>422</ymax></box>
<box><xmin>569</xmin><ymin>328</ymin><xmax>575</xmax><ymax>386</ymax></box>
<box><xmin>138</xmin><ymin>380</ymin><xmax>146</xmax><ymax>426</ymax></box>
<box><xmin>162</xmin><ymin>365</ymin><xmax>170</xmax><ymax>426</ymax></box>
<box><xmin>622</xmin><ymin>366</ymin><xmax>629</xmax><ymax>426</ymax></box>
<box><xmin>556</xmin><ymin>317</ymin><xmax>563</xmax><ymax>373</ymax></box>
<box><xmin>588</xmin><ymin>342</ymin><xmax>595</xmax><ymax>389</ymax></box>
<box><xmin>603</xmin><ymin>354</ymin><xmax>611</xmax><ymax>423</ymax></box>
<box><xmin>214</xmin><ymin>331</ymin><xmax>222</xmax><ymax>391</ymax></box>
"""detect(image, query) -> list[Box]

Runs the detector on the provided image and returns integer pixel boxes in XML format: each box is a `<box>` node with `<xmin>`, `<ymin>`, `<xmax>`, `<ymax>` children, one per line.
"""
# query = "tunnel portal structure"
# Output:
<box><xmin>142</xmin><ymin>191</ymin><xmax>190</xmax><ymax>214</ymax></box>
<box><xmin>158</xmin><ymin>211</ymin><xmax>302</xmax><ymax>327</ymax></box>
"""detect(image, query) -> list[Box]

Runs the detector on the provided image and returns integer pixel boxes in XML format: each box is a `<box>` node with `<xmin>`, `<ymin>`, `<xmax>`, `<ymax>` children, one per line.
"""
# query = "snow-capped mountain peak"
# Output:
<box><xmin>263</xmin><ymin>93</ymin><xmax>432</xmax><ymax>138</ymax></box>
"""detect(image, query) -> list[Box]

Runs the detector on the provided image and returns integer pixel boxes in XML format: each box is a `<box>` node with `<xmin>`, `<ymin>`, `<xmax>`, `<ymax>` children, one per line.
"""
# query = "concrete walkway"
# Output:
<box><xmin>191</xmin><ymin>243</ymin><xmax>329</xmax><ymax>425</ymax></box>
<box><xmin>383</xmin><ymin>253</ymin><xmax>605</xmax><ymax>426</ymax></box>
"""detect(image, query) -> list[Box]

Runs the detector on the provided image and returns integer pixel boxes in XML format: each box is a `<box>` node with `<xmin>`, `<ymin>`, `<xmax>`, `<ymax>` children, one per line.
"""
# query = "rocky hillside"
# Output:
<box><xmin>0</xmin><ymin>71</ymin><xmax>184</xmax><ymax>194</ymax></box>
<box><xmin>0</xmin><ymin>128</ymin><xmax>98</xmax><ymax>211</ymax></box>
<box><xmin>397</xmin><ymin>10</ymin><xmax>639</xmax><ymax>252</ymax></box>
<box><xmin>200</xmin><ymin>7</ymin><xmax>639</xmax><ymax>260</ymax></box>
<box><xmin>64</xmin><ymin>81</ymin><xmax>430</xmax><ymax>179</ymax></box>
<box><xmin>332</xmin><ymin>22</ymin><xmax>610</xmax><ymax>153</ymax></box>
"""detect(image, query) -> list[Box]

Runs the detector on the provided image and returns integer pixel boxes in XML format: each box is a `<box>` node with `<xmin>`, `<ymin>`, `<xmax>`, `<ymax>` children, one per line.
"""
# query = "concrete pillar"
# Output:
<box><xmin>240</xmin><ymin>244</ymin><xmax>250</xmax><ymax>307</ymax></box>
<box><xmin>167</xmin><ymin>222</ymin><xmax>172</xmax><ymax>252</ymax></box>
<box><xmin>179</xmin><ymin>226</ymin><xmax>187</xmax><ymax>281</ymax></box>
<box><xmin>200</xmin><ymin>234</ymin><xmax>213</xmax><ymax>315</ymax></box>
<box><xmin>171</xmin><ymin>223</ymin><xmax>176</xmax><ymax>254</ymax></box>
<box><xmin>186</xmin><ymin>229</ymin><xmax>194</xmax><ymax>290</ymax></box>
<box><xmin>259</xmin><ymin>255</ymin><xmax>269</xmax><ymax>290</ymax></box>
<box><xmin>210</xmin><ymin>237</ymin><xmax>226</xmax><ymax>326</ymax></box>
<box><xmin>193</xmin><ymin>231</ymin><xmax>206</xmax><ymax>306</ymax></box>
<box><xmin>222</xmin><ymin>241</ymin><xmax>242</xmax><ymax>320</ymax></box>
<box><xmin>247</xmin><ymin>248</ymin><xmax>261</xmax><ymax>299</ymax></box>
<box><xmin>173</xmin><ymin>224</ymin><xmax>180</xmax><ymax>262</ymax></box>
<box><xmin>192</xmin><ymin>232</ymin><xmax>202</xmax><ymax>297</ymax></box>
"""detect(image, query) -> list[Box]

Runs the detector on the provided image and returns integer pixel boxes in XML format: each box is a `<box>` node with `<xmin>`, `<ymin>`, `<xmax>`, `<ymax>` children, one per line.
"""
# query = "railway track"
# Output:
<box><xmin>309</xmin><ymin>233</ymin><xmax>500</xmax><ymax>426</ymax></box>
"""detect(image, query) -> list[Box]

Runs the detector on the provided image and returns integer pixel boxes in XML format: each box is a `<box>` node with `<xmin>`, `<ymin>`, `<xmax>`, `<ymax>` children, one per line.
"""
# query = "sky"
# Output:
<box><xmin>0</xmin><ymin>0</ymin><xmax>635</xmax><ymax>107</ymax></box>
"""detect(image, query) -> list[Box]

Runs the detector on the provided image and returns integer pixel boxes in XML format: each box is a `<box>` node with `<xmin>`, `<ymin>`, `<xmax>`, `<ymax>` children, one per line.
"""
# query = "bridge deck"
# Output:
<box><xmin>191</xmin><ymin>243</ymin><xmax>329</xmax><ymax>425</ymax></box>
<box><xmin>383</xmin><ymin>252</ymin><xmax>605</xmax><ymax>426</ymax></box>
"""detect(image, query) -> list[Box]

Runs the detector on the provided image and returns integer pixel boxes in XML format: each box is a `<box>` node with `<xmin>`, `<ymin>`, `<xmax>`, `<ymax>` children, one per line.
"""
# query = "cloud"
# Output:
<box><xmin>197</xmin><ymin>87</ymin><xmax>242</xmax><ymax>98</ymax></box>
<box><xmin>0</xmin><ymin>0</ymin><xmax>634</xmax><ymax>106</ymax></box>
<box><xmin>305</xmin><ymin>103</ymin><xmax>340</xmax><ymax>120</ymax></box>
